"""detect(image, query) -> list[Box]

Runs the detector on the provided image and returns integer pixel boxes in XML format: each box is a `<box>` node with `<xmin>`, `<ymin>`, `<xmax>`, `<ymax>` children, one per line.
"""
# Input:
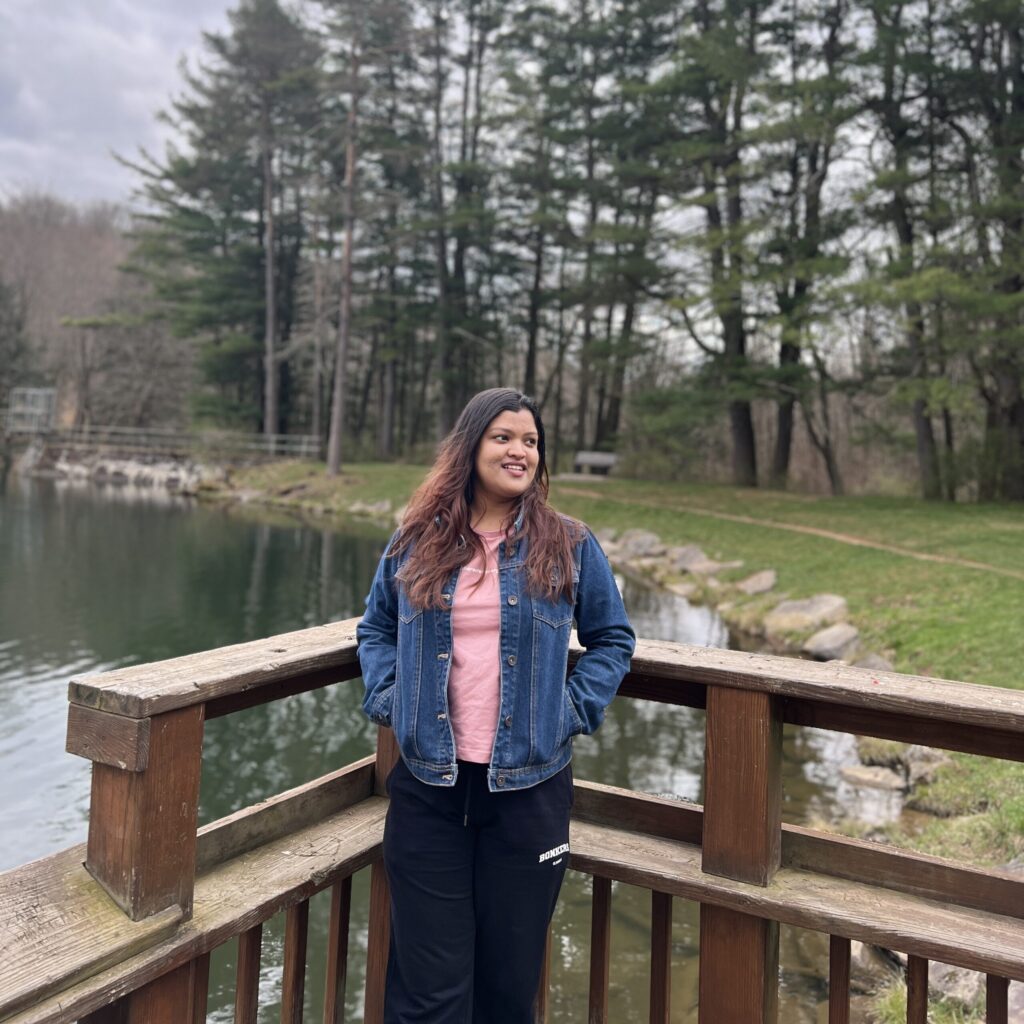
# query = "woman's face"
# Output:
<box><xmin>472</xmin><ymin>408</ymin><xmax>541</xmax><ymax>510</ymax></box>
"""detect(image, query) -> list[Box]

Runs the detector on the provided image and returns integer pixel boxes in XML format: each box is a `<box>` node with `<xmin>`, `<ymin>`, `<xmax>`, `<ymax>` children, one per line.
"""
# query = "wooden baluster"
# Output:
<box><xmin>698</xmin><ymin>686</ymin><xmax>782</xmax><ymax>1024</ymax></box>
<box><xmin>534</xmin><ymin>924</ymin><xmax>553</xmax><ymax>1023</ymax></box>
<box><xmin>281</xmin><ymin>899</ymin><xmax>310</xmax><ymax>1024</ymax></box>
<box><xmin>986</xmin><ymin>974</ymin><xmax>1009</xmax><ymax>1024</ymax></box>
<box><xmin>828</xmin><ymin>935</ymin><xmax>850</xmax><ymax>1024</ymax></box>
<box><xmin>324</xmin><ymin>876</ymin><xmax>353</xmax><ymax>1024</ymax></box>
<box><xmin>649</xmin><ymin>891</ymin><xmax>672</xmax><ymax>1024</ymax></box>
<box><xmin>588</xmin><ymin>876</ymin><xmax>612</xmax><ymax>1024</ymax></box>
<box><xmin>364</xmin><ymin>726</ymin><xmax>399</xmax><ymax>1024</ymax></box>
<box><xmin>78</xmin><ymin>705</ymin><xmax>205</xmax><ymax>920</ymax></box>
<box><xmin>235</xmin><ymin>923</ymin><xmax>263</xmax><ymax>1024</ymax></box>
<box><xmin>906</xmin><ymin>956</ymin><xmax>928</xmax><ymax>1024</ymax></box>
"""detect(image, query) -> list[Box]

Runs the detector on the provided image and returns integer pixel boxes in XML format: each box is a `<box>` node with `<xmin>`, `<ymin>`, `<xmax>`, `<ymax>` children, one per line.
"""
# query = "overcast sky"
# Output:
<box><xmin>0</xmin><ymin>0</ymin><xmax>234</xmax><ymax>206</ymax></box>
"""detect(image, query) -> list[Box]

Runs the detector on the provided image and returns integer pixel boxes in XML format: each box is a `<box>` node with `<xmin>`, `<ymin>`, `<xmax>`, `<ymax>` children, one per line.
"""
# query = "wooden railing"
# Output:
<box><xmin>9</xmin><ymin>423</ymin><xmax>322</xmax><ymax>459</ymax></box>
<box><xmin>1</xmin><ymin>621</ymin><xmax>1022</xmax><ymax>1023</ymax></box>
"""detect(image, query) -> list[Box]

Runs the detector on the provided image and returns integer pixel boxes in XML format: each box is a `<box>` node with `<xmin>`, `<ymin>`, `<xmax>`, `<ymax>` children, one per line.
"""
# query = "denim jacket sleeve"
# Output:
<box><xmin>356</xmin><ymin>532</ymin><xmax>401</xmax><ymax>726</ymax></box>
<box><xmin>565</xmin><ymin>530</ymin><xmax>635</xmax><ymax>735</ymax></box>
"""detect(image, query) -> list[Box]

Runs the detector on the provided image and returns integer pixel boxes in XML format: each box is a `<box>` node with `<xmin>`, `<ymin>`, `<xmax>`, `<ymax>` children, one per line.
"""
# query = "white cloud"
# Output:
<box><xmin>0</xmin><ymin>0</ymin><xmax>233</xmax><ymax>204</ymax></box>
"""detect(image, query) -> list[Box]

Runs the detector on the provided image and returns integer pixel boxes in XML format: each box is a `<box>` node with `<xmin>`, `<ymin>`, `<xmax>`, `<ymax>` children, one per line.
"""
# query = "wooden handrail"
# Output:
<box><xmin>1</xmin><ymin>625</ymin><xmax>1020</xmax><ymax>1023</ymax></box>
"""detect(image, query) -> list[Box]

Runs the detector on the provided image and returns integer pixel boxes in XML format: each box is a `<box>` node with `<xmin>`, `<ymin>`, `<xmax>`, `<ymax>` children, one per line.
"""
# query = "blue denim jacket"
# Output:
<box><xmin>357</xmin><ymin>524</ymin><xmax>635</xmax><ymax>792</ymax></box>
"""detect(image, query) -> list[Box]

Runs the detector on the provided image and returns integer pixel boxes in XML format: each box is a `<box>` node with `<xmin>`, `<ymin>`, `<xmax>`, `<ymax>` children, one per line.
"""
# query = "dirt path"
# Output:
<box><xmin>556</xmin><ymin>486</ymin><xmax>1024</xmax><ymax>583</ymax></box>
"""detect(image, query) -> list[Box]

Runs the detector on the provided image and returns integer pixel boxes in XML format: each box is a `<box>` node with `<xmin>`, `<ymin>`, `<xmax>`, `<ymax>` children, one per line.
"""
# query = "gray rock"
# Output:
<box><xmin>840</xmin><ymin>765</ymin><xmax>906</xmax><ymax>791</ymax></box>
<box><xmin>737</xmin><ymin>569</ymin><xmax>777</xmax><ymax>595</ymax></box>
<box><xmin>849</xmin><ymin>942</ymin><xmax>899</xmax><ymax>994</ymax></box>
<box><xmin>904</xmin><ymin>745</ymin><xmax>952</xmax><ymax>786</ymax></box>
<box><xmin>764</xmin><ymin>594</ymin><xmax>848</xmax><ymax>635</ymax></box>
<box><xmin>930</xmin><ymin>961</ymin><xmax>984</xmax><ymax>1009</ymax></box>
<box><xmin>593</xmin><ymin>528</ymin><xmax>618</xmax><ymax>547</ymax></box>
<box><xmin>853</xmin><ymin>652</ymin><xmax>895</xmax><ymax>672</ymax></box>
<box><xmin>348</xmin><ymin>499</ymin><xmax>392</xmax><ymax>517</ymax></box>
<box><xmin>668</xmin><ymin>544</ymin><xmax>707</xmax><ymax>571</ymax></box>
<box><xmin>803</xmin><ymin>622</ymin><xmax>860</xmax><ymax>661</ymax></box>
<box><xmin>618</xmin><ymin>529</ymin><xmax>666</xmax><ymax>558</ymax></box>
<box><xmin>667</xmin><ymin>582</ymin><xmax>698</xmax><ymax>600</ymax></box>
<box><xmin>1010</xmin><ymin>980</ymin><xmax>1024</xmax><ymax>1021</ymax></box>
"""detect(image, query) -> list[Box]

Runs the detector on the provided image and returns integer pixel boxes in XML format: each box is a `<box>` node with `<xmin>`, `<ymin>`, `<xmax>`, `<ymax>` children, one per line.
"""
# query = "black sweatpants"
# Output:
<box><xmin>382</xmin><ymin>758</ymin><xmax>573</xmax><ymax>1024</ymax></box>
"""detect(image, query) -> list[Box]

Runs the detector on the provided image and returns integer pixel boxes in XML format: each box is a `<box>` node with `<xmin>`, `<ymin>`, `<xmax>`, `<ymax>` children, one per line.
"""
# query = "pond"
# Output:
<box><xmin>0</xmin><ymin>474</ymin><xmax>887</xmax><ymax>1021</ymax></box>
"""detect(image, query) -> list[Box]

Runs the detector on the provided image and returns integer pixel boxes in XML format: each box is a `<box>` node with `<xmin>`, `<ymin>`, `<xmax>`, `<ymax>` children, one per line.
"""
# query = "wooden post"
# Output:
<box><xmin>828</xmin><ymin>935</ymin><xmax>851</xmax><ymax>1024</ymax></box>
<box><xmin>588</xmin><ymin>876</ymin><xmax>612</xmax><ymax>1024</ymax></box>
<box><xmin>364</xmin><ymin>726</ymin><xmax>399</xmax><ymax>1024</ymax></box>
<box><xmin>82</xmin><ymin>705</ymin><xmax>204</xmax><ymax>920</ymax></box>
<box><xmin>649</xmin><ymin>891</ymin><xmax>672</xmax><ymax>1023</ymax></box>
<box><xmin>906</xmin><ymin>956</ymin><xmax>928</xmax><ymax>1023</ymax></box>
<box><xmin>698</xmin><ymin>686</ymin><xmax>782</xmax><ymax>1024</ymax></box>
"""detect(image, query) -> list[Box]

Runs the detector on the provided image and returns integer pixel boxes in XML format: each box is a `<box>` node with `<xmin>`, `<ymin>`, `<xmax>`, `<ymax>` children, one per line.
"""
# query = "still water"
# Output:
<box><xmin>0</xmin><ymin>475</ymin><xmax>880</xmax><ymax>1022</ymax></box>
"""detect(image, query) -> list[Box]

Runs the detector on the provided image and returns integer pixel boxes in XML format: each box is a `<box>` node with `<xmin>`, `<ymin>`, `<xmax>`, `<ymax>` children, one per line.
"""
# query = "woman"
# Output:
<box><xmin>358</xmin><ymin>388</ymin><xmax>634</xmax><ymax>1024</ymax></box>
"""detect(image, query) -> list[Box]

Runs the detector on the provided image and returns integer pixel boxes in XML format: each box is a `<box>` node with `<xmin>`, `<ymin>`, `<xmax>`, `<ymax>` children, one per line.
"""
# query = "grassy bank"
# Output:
<box><xmin>204</xmin><ymin>461</ymin><xmax>1024</xmax><ymax>868</ymax></box>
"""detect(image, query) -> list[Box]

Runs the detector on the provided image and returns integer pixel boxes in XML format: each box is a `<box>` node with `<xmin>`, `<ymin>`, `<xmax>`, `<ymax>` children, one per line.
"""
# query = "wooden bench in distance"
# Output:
<box><xmin>572</xmin><ymin>450</ymin><xmax>618</xmax><ymax>475</ymax></box>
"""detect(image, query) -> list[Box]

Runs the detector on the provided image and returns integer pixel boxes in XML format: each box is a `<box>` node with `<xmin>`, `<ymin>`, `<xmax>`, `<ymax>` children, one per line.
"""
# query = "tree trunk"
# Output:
<box><xmin>261</xmin><ymin>126</ymin><xmax>278</xmax><ymax>439</ymax></box>
<box><xmin>326</xmin><ymin>50</ymin><xmax>360</xmax><ymax>477</ymax></box>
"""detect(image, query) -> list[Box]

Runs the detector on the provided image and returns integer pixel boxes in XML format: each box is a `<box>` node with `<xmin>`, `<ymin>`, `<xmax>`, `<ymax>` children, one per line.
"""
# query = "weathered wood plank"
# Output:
<box><xmin>986</xmin><ymin>974</ymin><xmax>1009</xmax><ymax>1024</ymax></box>
<box><xmin>197</xmin><ymin>758</ymin><xmax>374</xmax><ymax>872</ymax></box>
<box><xmin>281</xmin><ymin>900</ymin><xmax>309</xmax><ymax>1024</ymax></box>
<box><xmin>649</xmin><ymin>892</ymin><xmax>672</xmax><ymax>1024</ymax></box>
<box><xmin>587</xmin><ymin>876</ymin><xmax>611</xmax><ymax>1024</ymax></box>
<box><xmin>906</xmin><ymin>955</ymin><xmax>928</xmax><ymax>1023</ymax></box>
<box><xmin>85</xmin><ymin>706</ymin><xmax>204</xmax><ymax>920</ymax></box>
<box><xmin>66</xmin><ymin>705</ymin><xmax>150</xmax><ymax>772</ymax></box>
<box><xmin>69</xmin><ymin>619</ymin><xmax>363</xmax><ymax>718</ymax></box>
<box><xmin>566</xmin><ymin>821</ymin><xmax>1024</xmax><ymax>983</ymax></box>
<box><xmin>323</xmin><ymin>877</ymin><xmax>352</xmax><ymax>1024</ymax></box>
<box><xmin>0</xmin><ymin>844</ymin><xmax>182</xmax><ymax>1020</ymax></box>
<box><xmin>234</xmin><ymin>925</ymin><xmax>262</xmax><ymax>1024</ymax></box>
<box><xmin>4</xmin><ymin>797</ymin><xmax>387</xmax><ymax>1024</ymax></box>
<box><xmin>698</xmin><ymin>905</ymin><xmax>778</xmax><ymax>1024</ymax></box>
<box><xmin>573</xmin><ymin>779</ymin><xmax>1024</xmax><ymax>921</ymax></box>
<box><xmin>702</xmin><ymin>687</ymin><xmax>782</xmax><ymax>884</ymax></box>
<box><xmin>828</xmin><ymin>935</ymin><xmax>850</xmax><ymax>1024</ymax></box>
<box><xmin>70</xmin><ymin>625</ymin><xmax>1024</xmax><ymax>735</ymax></box>
<box><xmin>83</xmin><ymin>956</ymin><xmax>210</xmax><ymax>1024</ymax></box>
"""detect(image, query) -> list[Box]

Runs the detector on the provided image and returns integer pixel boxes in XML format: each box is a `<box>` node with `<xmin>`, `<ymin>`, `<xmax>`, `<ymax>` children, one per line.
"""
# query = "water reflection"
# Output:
<box><xmin>0</xmin><ymin>478</ymin><xmax>881</xmax><ymax>1021</ymax></box>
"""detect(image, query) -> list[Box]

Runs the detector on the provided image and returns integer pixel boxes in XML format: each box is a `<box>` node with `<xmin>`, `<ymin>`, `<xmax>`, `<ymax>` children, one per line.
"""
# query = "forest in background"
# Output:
<box><xmin>0</xmin><ymin>0</ymin><xmax>1022</xmax><ymax>500</ymax></box>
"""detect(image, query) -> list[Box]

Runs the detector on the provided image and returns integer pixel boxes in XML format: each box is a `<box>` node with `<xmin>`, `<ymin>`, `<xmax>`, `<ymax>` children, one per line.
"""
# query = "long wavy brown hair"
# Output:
<box><xmin>393</xmin><ymin>388</ymin><xmax>584</xmax><ymax>609</ymax></box>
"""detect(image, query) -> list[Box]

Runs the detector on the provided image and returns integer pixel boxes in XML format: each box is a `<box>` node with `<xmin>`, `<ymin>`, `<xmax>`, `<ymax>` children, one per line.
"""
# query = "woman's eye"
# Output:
<box><xmin>525</xmin><ymin>438</ymin><xmax>537</xmax><ymax>446</ymax></box>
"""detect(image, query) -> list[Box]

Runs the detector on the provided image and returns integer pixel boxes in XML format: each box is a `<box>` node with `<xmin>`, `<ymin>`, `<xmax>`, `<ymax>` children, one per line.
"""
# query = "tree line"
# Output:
<box><xmin>3</xmin><ymin>0</ymin><xmax>1022</xmax><ymax>499</ymax></box>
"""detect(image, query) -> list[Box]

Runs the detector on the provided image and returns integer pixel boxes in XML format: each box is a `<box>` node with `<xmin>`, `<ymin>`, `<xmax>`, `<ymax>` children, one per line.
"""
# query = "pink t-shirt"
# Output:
<box><xmin>448</xmin><ymin>529</ymin><xmax>503</xmax><ymax>763</ymax></box>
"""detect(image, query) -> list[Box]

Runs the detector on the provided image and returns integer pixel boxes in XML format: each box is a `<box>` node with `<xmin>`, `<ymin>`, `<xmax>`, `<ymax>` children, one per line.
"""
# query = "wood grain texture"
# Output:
<box><xmin>0</xmin><ymin>845</ymin><xmax>182</xmax><ymax>1020</ymax></box>
<box><xmin>572</xmin><ymin>778</ymin><xmax>1024</xmax><ymax>921</ymax></box>
<box><xmin>5</xmin><ymin>797</ymin><xmax>386</xmax><ymax>1024</ymax></box>
<box><xmin>566</xmin><ymin>820</ymin><xmax>1024</xmax><ymax>983</ymax></box>
<box><xmin>588</xmin><ymin>876</ymin><xmax>611</xmax><ymax>1024</ymax></box>
<box><xmin>702</xmin><ymin>687</ymin><xmax>782</xmax><ymax>885</ymax></box>
<box><xmin>234</xmin><ymin>925</ymin><xmax>262</xmax><ymax>1024</ymax></box>
<box><xmin>69</xmin><ymin>619</ymin><xmax>363</xmax><ymax>718</ymax></box>
<box><xmin>66</xmin><ymin>705</ymin><xmax>150</xmax><ymax>772</ymax></box>
<box><xmin>85</xmin><ymin>706</ymin><xmax>204</xmax><ymax>920</ymax></box>
<box><xmin>906</xmin><ymin>956</ymin><xmax>928</xmax><ymax>1024</ymax></box>
<box><xmin>70</xmin><ymin>624</ymin><xmax>1024</xmax><ymax>735</ymax></box>
<box><xmin>986</xmin><ymin>974</ymin><xmax>1009</xmax><ymax>1024</ymax></box>
<box><xmin>698</xmin><ymin>904</ymin><xmax>778</xmax><ymax>1024</ymax></box>
<box><xmin>323</xmin><ymin>878</ymin><xmax>352</xmax><ymax>1024</ymax></box>
<box><xmin>89</xmin><ymin>957</ymin><xmax>210</xmax><ymax>1024</ymax></box>
<box><xmin>828</xmin><ymin>935</ymin><xmax>850</xmax><ymax>1024</ymax></box>
<box><xmin>649</xmin><ymin>892</ymin><xmax>672</xmax><ymax>1024</ymax></box>
<box><xmin>363</xmin><ymin>862</ymin><xmax>391</xmax><ymax>1024</ymax></box>
<box><xmin>281</xmin><ymin>900</ymin><xmax>309</xmax><ymax>1024</ymax></box>
<box><xmin>196</xmin><ymin>758</ymin><xmax>374</xmax><ymax>872</ymax></box>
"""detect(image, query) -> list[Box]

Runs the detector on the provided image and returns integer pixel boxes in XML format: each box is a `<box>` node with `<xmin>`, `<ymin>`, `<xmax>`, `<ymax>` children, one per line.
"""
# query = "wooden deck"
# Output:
<box><xmin>1</xmin><ymin>617</ymin><xmax>1022</xmax><ymax>1023</ymax></box>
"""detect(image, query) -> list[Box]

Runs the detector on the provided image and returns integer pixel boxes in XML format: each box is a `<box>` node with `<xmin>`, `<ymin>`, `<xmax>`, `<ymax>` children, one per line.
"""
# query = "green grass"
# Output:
<box><xmin>870</xmin><ymin>979</ymin><xmax>984</xmax><ymax>1024</ymax></box>
<box><xmin>206</xmin><ymin>462</ymin><xmax>1024</xmax><ymax>864</ymax></box>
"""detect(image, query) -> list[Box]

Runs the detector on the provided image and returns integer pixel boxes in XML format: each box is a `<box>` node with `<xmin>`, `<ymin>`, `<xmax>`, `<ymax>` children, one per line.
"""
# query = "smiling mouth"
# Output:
<box><xmin>502</xmin><ymin>463</ymin><xmax>527</xmax><ymax>475</ymax></box>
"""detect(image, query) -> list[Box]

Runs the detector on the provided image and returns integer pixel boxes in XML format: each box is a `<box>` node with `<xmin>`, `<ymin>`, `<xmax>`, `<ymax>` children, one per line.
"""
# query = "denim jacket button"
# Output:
<box><xmin>506</xmin><ymin>654</ymin><xmax>516</xmax><ymax>666</ymax></box>
<box><xmin>438</xmin><ymin>652</ymin><xmax>449</xmax><ymax>660</ymax></box>
<box><xmin>507</xmin><ymin>595</ymin><xmax>518</xmax><ymax>605</ymax></box>
<box><xmin>504</xmin><ymin>715</ymin><xmax>512</xmax><ymax>727</ymax></box>
<box><xmin>496</xmin><ymin>776</ymin><xmax>505</xmax><ymax>786</ymax></box>
<box><xmin>437</xmin><ymin>712</ymin><xmax>447</xmax><ymax>720</ymax></box>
